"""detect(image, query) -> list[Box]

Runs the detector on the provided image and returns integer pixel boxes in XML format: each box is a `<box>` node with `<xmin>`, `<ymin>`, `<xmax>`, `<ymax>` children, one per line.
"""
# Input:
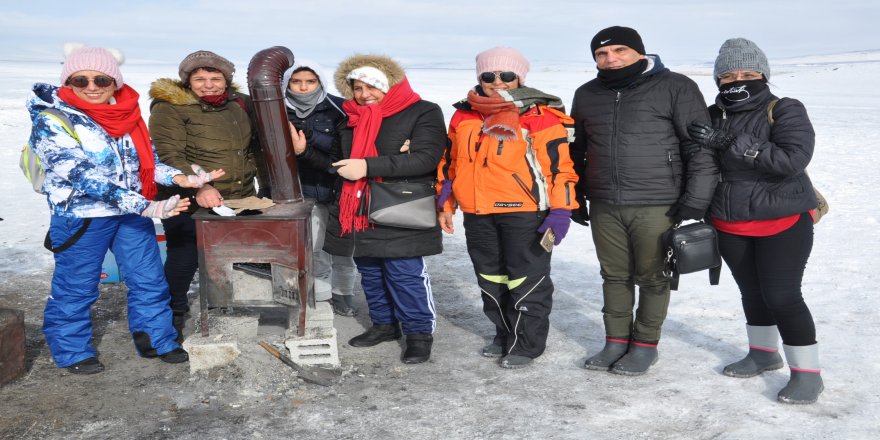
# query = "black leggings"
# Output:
<box><xmin>718</xmin><ymin>213</ymin><xmax>816</xmax><ymax>346</ymax></box>
<box><xmin>161</xmin><ymin>212</ymin><xmax>198</xmax><ymax>314</ymax></box>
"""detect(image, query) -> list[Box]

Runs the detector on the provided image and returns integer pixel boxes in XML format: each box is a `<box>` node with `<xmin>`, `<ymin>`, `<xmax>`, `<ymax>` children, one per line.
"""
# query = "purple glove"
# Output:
<box><xmin>436</xmin><ymin>180</ymin><xmax>453</xmax><ymax>209</ymax></box>
<box><xmin>537</xmin><ymin>209</ymin><xmax>571</xmax><ymax>245</ymax></box>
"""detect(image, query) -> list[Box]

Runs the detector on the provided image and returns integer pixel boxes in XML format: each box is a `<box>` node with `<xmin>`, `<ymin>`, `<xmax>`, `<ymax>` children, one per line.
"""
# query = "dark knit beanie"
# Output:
<box><xmin>713</xmin><ymin>38</ymin><xmax>770</xmax><ymax>83</ymax></box>
<box><xmin>178</xmin><ymin>50</ymin><xmax>235</xmax><ymax>84</ymax></box>
<box><xmin>590</xmin><ymin>26</ymin><xmax>646</xmax><ymax>60</ymax></box>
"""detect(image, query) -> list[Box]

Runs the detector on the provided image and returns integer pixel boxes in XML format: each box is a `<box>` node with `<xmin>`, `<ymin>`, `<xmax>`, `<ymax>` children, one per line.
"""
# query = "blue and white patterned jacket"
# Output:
<box><xmin>27</xmin><ymin>83</ymin><xmax>182</xmax><ymax>218</ymax></box>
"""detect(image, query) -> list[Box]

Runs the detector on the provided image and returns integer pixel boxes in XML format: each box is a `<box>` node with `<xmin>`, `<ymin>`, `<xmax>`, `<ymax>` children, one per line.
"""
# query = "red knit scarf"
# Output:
<box><xmin>58</xmin><ymin>85</ymin><xmax>157</xmax><ymax>200</ymax></box>
<box><xmin>467</xmin><ymin>89</ymin><xmax>519</xmax><ymax>141</ymax></box>
<box><xmin>338</xmin><ymin>76</ymin><xmax>421</xmax><ymax>234</ymax></box>
<box><xmin>199</xmin><ymin>91</ymin><xmax>229</xmax><ymax>107</ymax></box>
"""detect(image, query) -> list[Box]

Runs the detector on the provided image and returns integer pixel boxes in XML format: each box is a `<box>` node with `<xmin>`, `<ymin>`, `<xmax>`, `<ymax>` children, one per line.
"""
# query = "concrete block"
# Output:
<box><xmin>306</xmin><ymin>301</ymin><xmax>335</xmax><ymax>330</ymax></box>
<box><xmin>0</xmin><ymin>309</ymin><xmax>26</xmax><ymax>386</ymax></box>
<box><xmin>182</xmin><ymin>334</ymin><xmax>241</xmax><ymax>373</ymax></box>
<box><xmin>285</xmin><ymin>328</ymin><xmax>340</xmax><ymax>367</ymax></box>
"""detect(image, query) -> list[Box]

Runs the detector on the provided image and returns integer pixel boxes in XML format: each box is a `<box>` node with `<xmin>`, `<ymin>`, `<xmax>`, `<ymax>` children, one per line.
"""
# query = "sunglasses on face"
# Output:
<box><xmin>480</xmin><ymin>71</ymin><xmax>517</xmax><ymax>83</ymax></box>
<box><xmin>67</xmin><ymin>75</ymin><xmax>115</xmax><ymax>88</ymax></box>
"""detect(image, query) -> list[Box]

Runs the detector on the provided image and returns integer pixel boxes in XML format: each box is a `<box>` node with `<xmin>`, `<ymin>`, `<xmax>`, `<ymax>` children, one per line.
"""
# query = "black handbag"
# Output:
<box><xmin>367</xmin><ymin>180</ymin><xmax>437</xmax><ymax>230</ymax></box>
<box><xmin>662</xmin><ymin>221</ymin><xmax>722</xmax><ymax>291</ymax></box>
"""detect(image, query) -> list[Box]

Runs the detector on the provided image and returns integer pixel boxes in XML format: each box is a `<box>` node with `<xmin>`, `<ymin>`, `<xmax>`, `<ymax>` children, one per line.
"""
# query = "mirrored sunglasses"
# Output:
<box><xmin>67</xmin><ymin>75</ymin><xmax>116</xmax><ymax>88</ymax></box>
<box><xmin>479</xmin><ymin>71</ymin><xmax>517</xmax><ymax>83</ymax></box>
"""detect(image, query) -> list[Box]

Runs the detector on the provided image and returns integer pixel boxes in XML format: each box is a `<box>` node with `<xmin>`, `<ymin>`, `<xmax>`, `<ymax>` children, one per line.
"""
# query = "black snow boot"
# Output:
<box><xmin>349</xmin><ymin>324</ymin><xmax>402</xmax><ymax>347</ymax></box>
<box><xmin>402</xmin><ymin>334</ymin><xmax>433</xmax><ymax>364</ymax></box>
<box><xmin>331</xmin><ymin>293</ymin><xmax>358</xmax><ymax>317</ymax></box>
<box><xmin>583</xmin><ymin>338</ymin><xmax>629</xmax><ymax>371</ymax></box>
<box><xmin>500</xmin><ymin>354</ymin><xmax>533</xmax><ymax>369</ymax></box>
<box><xmin>67</xmin><ymin>357</ymin><xmax>104</xmax><ymax>375</ymax></box>
<box><xmin>160</xmin><ymin>347</ymin><xmax>189</xmax><ymax>364</ymax></box>
<box><xmin>610</xmin><ymin>342</ymin><xmax>658</xmax><ymax>376</ymax></box>
<box><xmin>778</xmin><ymin>344</ymin><xmax>824</xmax><ymax>404</ymax></box>
<box><xmin>723</xmin><ymin>324</ymin><xmax>784</xmax><ymax>378</ymax></box>
<box><xmin>132</xmin><ymin>331</ymin><xmax>158</xmax><ymax>358</ymax></box>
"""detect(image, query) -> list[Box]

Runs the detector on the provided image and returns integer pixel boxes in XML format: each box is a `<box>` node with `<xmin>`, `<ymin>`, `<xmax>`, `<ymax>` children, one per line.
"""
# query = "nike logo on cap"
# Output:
<box><xmin>600</xmin><ymin>39</ymin><xmax>612</xmax><ymax>44</ymax></box>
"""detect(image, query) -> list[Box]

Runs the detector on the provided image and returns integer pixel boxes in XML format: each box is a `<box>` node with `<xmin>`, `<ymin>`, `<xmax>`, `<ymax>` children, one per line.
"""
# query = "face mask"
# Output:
<box><xmin>597</xmin><ymin>59</ymin><xmax>648</xmax><ymax>89</ymax></box>
<box><xmin>719</xmin><ymin>79</ymin><xmax>767</xmax><ymax>104</ymax></box>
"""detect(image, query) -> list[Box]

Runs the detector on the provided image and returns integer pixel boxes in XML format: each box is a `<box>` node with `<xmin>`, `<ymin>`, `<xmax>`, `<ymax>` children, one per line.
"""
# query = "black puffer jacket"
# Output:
<box><xmin>570</xmin><ymin>56</ymin><xmax>717</xmax><ymax>209</ymax></box>
<box><xmin>286</xmin><ymin>95</ymin><xmax>347</xmax><ymax>203</ymax></box>
<box><xmin>298</xmin><ymin>100</ymin><xmax>446</xmax><ymax>258</ymax></box>
<box><xmin>708</xmin><ymin>87</ymin><xmax>817</xmax><ymax>221</ymax></box>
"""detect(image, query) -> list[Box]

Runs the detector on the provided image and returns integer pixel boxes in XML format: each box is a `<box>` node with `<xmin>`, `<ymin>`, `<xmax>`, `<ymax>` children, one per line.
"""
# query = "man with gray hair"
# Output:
<box><xmin>569</xmin><ymin>26</ymin><xmax>719</xmax><ymax>375</ymax></box>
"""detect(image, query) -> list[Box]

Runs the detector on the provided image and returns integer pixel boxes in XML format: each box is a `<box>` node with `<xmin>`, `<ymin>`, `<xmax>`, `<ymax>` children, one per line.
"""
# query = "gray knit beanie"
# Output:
<box><xmin>713</xmin><ymin>38</ymin><xmax>770</xmax><ymax>83</ymax></box>
<box><xmin>178</xmin><ymin>50</ymin><xmax>235</xmax><ymax>84</ymax></box>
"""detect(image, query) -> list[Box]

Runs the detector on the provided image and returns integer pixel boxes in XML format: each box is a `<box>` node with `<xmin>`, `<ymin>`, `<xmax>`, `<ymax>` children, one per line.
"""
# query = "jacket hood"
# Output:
<box><xmin>334</xmin><ymin>54</ymin><xmax>405</xmax><ymax>100</ymax></box>
<box><xmin>282</xmin><ymin>59</ymin><xmax>339</xmax><ymax>96</ymax></box>
<box><xmin>148</xmin><ymin>78</ymin><xmax>242</xmax><ymax>106</ymax></box>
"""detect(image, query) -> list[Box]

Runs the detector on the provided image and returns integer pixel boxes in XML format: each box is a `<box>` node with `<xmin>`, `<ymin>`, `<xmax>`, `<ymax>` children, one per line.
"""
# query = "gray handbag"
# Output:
<box><xmin>368</xmin><ymin>180</ymin><xmax>437</xmax><ymax>230</ymax></box>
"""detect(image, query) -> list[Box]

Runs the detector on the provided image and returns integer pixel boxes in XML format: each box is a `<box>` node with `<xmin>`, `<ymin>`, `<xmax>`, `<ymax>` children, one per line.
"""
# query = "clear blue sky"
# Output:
<box><xmin>2</xmin><ymin>0</ymin><xmax>877</xmax><ymax>67</ymax></box>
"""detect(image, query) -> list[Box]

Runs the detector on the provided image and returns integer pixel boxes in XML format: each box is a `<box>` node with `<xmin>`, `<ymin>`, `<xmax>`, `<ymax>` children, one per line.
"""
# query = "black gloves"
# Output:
<box><xmin>666</xmin><ymin>203</ymin><xmax>705</xmax><ymax>224</ymax></box>
<box><xmin>571</xmin><ymin>203</ymin><xmax>590</xmax><ymax>227</ymax></box>
<box><xmin>687</xmin><ymin>122</ymin><xmax>736</xmax><ymax>151</ymax></box>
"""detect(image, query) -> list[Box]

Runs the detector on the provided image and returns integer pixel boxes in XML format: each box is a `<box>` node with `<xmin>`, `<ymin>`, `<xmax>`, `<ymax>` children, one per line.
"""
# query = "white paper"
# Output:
<box><xmin>212</xmin><ymin>205</ymin><xmax>236</xmax><ymax>217</ymax></box>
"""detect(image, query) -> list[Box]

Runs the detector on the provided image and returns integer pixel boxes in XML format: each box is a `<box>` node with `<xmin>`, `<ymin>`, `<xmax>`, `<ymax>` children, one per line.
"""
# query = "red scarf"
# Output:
<box><xmin>338</xmin><ymin>76</ymin><xmax>421</xmax><ymax>234</ymax></box>
<box><xmin>467</xmin><ymin>89</ymin><xmax>519</xmax><ymax>141</ymax></box>
<box><xmin>58</xmin><ymin>85</ymin><xmax>157</xmax><ymax>200</ymax></box>
<box><xmin>199</xmin><ymin>91</ymin><xmax>229</xmax><ymax>107</ymax></box>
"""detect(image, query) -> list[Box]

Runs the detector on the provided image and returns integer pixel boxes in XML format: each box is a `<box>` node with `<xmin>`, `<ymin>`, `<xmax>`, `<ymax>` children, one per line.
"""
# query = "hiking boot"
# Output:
<box><xmin>583</xmin><ymin>338</ymin><xmax>629</xmax><ymax>371</ymax></box>
<box><xmin>778</xmin><ymin>344</ymin><xmax>823</xmax><ymax>404</ymax></box>
<box><xmin>132</xmin><ymin>331</ymin><xmax>159</xmax><ymax>358</ymax></box>
<box><xmin>402</xmin><ymin>334</ymin><xmax>433</xmax><ymax>364</ymax></box>
<box><xmin>172</xmin><ymin>313</ymin><xmax>187</xmax><ymax>344</ymax></box>
<box><xmin>610</xmin><ymin>343</ymin><xmax>658</xmax><ymax>376</ymax></box>
<box><xmin>331</xmin><ymin>293</ymin><xmax>357</xmax><ymax>317</ymax></box>
<box><xmin>500</xmin><ymin>354</ymin><xmax>533</xmax><ymax>369</ymax></box>
<box><xmin>481</xmin><ymin>343</ymin><xmax>505</xmax><ymax>358</ymax></box>
<box><xmin>160</xmin><ymin>348</ymin><xmax>189</xmax><ymax>364</ymax></box>
<box><xmin>723</xmin><ymin>348</ymin><xmax>784</xmax><ymax>378</ymax></box>
<box><xmin>349</xmin><ymin>324</ymin><xmax>401</xmax><ymax>347</ymax></box>
<box><xmin>67</xmin><ymin>357</ymin><xmax>104</xmax><ymax>375</ymax></box>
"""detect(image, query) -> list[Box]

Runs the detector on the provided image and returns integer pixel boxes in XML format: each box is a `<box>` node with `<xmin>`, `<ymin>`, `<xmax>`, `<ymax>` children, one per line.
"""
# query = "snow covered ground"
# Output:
<box><xmin>1</xmin><ymin>52</ymin><xmax>878</xmax><ymax>439</ymax></box>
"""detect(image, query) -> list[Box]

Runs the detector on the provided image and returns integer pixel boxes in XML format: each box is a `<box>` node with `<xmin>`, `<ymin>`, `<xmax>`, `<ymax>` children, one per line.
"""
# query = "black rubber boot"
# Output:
<box><xmin>160</xmin><ymin>348</ymin><xmax>189</xmax><ymax>364</ymax></box>
<box><xmin>402</xmin><ymin>334</ymin><xmax>433</xmax><ymax>364</ymax></box>
<box><xmin>778</xmin><ymin>344</ymin><xmax>823</xmax><ymax>404</ymax></box>
<box><xmin>172</xmin><ymin>313</ymin><xmax>187</xmax><ymax>344</ymax></box>
<box><xmin>67</xmin><ymin>357</ymin><xmax>104</xmax><ymax>375</ymax></box>
<box><xmin>723</xmin><ymin>348</ymin><xmax>784</xmax><ymax>378</ymax></box>
<box><xmin>610</xmin><ymin>343</ymin><xmax>658</xmax><ymax>376</ymax></box>
<box><xmin>349</xmin><ymin>324</ymin><xmax>402</xmax><ymax>347</ymax></box>
<box><xmin>500</xmin><ymin>354</ymin><xmax>533</xmax><ymax>369</ymax></box>
<box><xmin>583</xmin><ymin>338</ymin><xmax>629</xmax><ymax>371</ymax></box>
<box><xmin>331</xmin><ymin>293</ymin><xmax>357</xmax><ymax>317</ymax></box>
<box><xmin>132</xmin><ymin>331</ymin><xmax>158</xmax><ymax>358</ymax></box>
<box><xmin>723</xmin><ymin>324</ymin><xmax>783</xmax><ymax>378</ymax></box>
<box><xmin>481</xmin><ymin>343</ymin><xmax>505</xmax><ymax>358</ymax></box>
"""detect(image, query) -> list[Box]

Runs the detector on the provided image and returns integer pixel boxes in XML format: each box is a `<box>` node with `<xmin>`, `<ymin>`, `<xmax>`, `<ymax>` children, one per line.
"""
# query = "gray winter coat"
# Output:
<box><xmin>708</xmin><ymin>87</ymin><xmax>817</xmax><ymax>221</ymax></box>
<box><xmin>570</xmin><ymin>56</ymin><xmax>718</xmax><ymax>210</ymax></box>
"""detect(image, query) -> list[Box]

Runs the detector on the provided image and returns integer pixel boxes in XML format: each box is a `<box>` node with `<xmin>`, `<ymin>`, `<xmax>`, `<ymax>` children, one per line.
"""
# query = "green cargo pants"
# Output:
<box><xmin>589</xmin><ymin>202</ymin><xmax>675</xmax><ymax>344</ymax></box>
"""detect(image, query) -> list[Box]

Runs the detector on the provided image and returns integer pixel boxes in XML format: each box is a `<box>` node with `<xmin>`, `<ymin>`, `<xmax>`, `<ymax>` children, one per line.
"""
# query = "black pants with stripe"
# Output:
<box><xmin>463</xmin><ymin>212</ymin><xmax>554</xmax><ymax>359</ymax></box>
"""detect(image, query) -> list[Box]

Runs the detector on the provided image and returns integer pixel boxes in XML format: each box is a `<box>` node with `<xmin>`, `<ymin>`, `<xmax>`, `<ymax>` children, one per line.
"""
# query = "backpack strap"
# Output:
<box><xmin>41</xmin><ymin>108</ymin><xmax>79</xmax><ymax>142</ymax></box>
<box><xmin>43</xmin><ymin>218</ymin><xmax>92</xmax><ymax>253</ymax></box>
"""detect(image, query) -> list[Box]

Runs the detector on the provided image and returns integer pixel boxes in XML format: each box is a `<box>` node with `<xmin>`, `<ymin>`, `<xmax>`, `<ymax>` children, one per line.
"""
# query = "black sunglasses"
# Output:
<box><xmin>67</xmin><ymin>75</ymin><xmax>115</xmax><ymax>88</ymax></box>
<box><xmin>480</xmin><ymin>71</ymin><xmax>518</xmax><ymax>83</ymax></box>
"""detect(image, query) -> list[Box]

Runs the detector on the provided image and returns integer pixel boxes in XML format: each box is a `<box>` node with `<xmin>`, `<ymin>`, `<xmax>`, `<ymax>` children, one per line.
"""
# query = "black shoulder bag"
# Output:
<box><xmin>662</xmin><ymin>221</ymin><xmax>722</xmax><ymax>291</ymax></box>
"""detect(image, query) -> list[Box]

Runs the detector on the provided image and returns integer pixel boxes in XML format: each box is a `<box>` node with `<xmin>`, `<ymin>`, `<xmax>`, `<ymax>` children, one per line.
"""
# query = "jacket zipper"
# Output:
<box><xmin>512</xmin><ymin>173</ymin><xmax>539</xmax><ymax>205</ymax></box>
<box><xmin>612</xmin><ymin>91</ymin><xmax>621</xmax><ymax>203</ymax></box>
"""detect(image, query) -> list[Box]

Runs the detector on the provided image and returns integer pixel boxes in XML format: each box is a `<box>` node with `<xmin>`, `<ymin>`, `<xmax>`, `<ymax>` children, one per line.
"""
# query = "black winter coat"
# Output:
<box><xmin>287</xmin><ymin>95</ymin><xmax>347</xmax><ymax>203</ymax></box>
<box><xmin>708</xmin><ymin>87</ymin><xmax>817</xmax><ymax>221</ymax></box>
<box><xmin>570</xmin><ymin>56</ymin><xmax>718</xmax><ymax>209</ymax></box>
<box><xmin>298</xmin><ymin>100</ymin><xmax>446</xmax><ymax>258</ymax></box>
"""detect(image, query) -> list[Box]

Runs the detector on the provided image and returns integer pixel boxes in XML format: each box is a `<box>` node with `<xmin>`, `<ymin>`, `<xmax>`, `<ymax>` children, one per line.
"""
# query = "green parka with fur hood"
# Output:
<box><xmin>148</xmin><ymin>78</ymin><xmax>267</xmax><ymax>203</ymax></box>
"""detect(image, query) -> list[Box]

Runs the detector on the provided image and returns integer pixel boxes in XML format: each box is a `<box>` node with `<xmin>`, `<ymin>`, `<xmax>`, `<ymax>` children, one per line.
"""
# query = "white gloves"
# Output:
<box><xmin>141</xmin><ymin>195</ymin><xmax>182</xmax><ymax>219</ymax></box>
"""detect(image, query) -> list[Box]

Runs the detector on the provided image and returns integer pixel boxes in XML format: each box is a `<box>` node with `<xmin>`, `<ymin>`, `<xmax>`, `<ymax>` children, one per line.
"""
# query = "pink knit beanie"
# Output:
<box><xmin>60</xmin><ymin>44</ymin><xmax>125</xmax><ymax>90</ymax></box>
<box><xmin>475</xmin><ymin>47</ymin><xmax>530</xmax><ymax>85</ymax></box>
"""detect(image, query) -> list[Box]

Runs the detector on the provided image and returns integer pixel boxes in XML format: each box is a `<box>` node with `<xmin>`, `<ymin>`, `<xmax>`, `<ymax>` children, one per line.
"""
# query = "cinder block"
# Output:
<box><xmin>182</xmin><ymin>334</ymin><xmax>241</xmax><ymax>373</ymax></box>
<box><xmin>285</xmin><ymin>328</ymin><xmax>340</xmax><ymax>367</ymax></box>
<box><xmin>305</xmin><ymin>302</ymin><xmax>335</xmax><ymax>331</ymax></box>
<box><xmin>0</xmin><ymin>309</ymin><xmax>26</xmax><ymax>386</ymax></box>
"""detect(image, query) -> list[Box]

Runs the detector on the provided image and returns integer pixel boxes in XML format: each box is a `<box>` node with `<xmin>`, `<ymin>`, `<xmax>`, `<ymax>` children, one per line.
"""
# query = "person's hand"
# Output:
<box><xmin>536</xmin><ymin>209</ymin><xmax>571</xmax><ymax>245</ymax></box>
<box><xmin>665</xmin><ymin>203</ymin><xmax>705</xmax><ymax>223</ymax></box>
<box><xmin>174</xmin><ymin>164</ymin><xmax>225</xmax><ymax>188</ymax></box>
<box><xmin>571</xmin><ymin>202</ymin><xmax>589</xmax><ymax>227</ymax></box>
<box><xmin>687</xmin><ymin>122</ymin><xmax>736</xmax><ymax>151</ymax></box>
<box><xmin>289</xmin><ymin>122</ymin><xmax>308</xmax><ymax>155</ymax></box>
<box><xmin>141</xmin><ymin>195</ymin><xmax>190</xmax><ymax>219</ymax></box>
<box><xmin>195</xmin><ymin>184</ymin><xmax>224</xmax><ymax>208</ymax></box>
<box><xmin>436</xmin><ymin>180</ymin><xmax>453</xmax><ymax>209</ymax></box>
<box><xmin>332</xmin><ymin>159</ymin><xmax>368</xmax><ymax>181</ymax></box>
<box><xmin>438</xmin><ymin>211</ymin><xmax>454</xmax><ymax>234</ymax></box>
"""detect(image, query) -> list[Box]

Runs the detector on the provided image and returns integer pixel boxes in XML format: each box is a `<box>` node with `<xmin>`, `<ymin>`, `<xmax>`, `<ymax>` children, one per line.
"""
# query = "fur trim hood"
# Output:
<box><xmin>334</xmin><ymin>54</ymin><xmax>405</xmax><ymax>100</ymax></box>
<box><xmin>148</xmin><ymin>78</ymin><xmax>242</xmax><ymax>106</ymax></box>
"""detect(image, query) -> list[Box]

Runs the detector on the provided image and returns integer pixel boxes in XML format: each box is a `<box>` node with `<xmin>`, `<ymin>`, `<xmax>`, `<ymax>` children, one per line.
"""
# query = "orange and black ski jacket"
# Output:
<box><xmin>438</xmin><ymin>104</ymin><xmax>579</xmax><ymax>214</ymax></box>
